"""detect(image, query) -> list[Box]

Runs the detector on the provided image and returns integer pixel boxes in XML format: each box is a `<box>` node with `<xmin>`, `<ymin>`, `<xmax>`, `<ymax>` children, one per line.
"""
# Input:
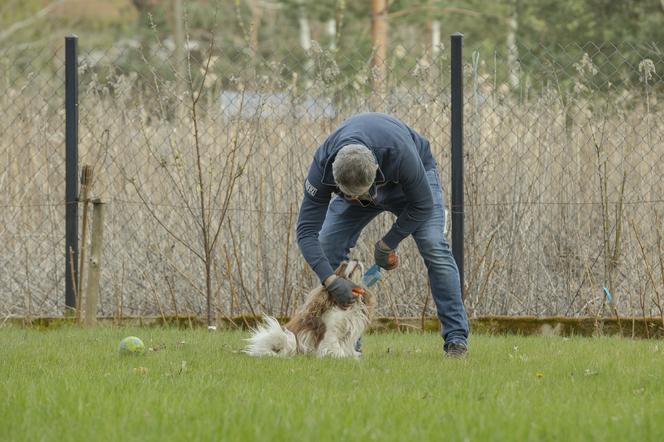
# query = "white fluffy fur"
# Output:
<box><xmin>243</xmin><ymin>315</ymin><xmax>297</xmax><ymax>357</ymax></box>
<box><xmin>317</xmin><ymin>301</ymin><xmax>370</xmax><ymax>357</ymax></box>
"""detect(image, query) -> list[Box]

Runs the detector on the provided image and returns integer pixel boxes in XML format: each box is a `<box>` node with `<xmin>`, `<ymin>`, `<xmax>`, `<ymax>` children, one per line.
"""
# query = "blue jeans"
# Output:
<box><xmin>318</xmin><ymin>168</ymin><xmax>469</xmax><ymax>349</ymax></box>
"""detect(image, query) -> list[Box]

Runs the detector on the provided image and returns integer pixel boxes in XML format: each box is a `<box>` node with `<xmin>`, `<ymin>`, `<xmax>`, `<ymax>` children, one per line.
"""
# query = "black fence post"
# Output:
<box><xmin>450</xmin><ymin>32</ymin><xmax>464</xmax><ymax>297</ymax></box>
<box><xmin>65</xmin><ymin>34</ymin><xmax>79</xmax><ymax>314</ymax></box>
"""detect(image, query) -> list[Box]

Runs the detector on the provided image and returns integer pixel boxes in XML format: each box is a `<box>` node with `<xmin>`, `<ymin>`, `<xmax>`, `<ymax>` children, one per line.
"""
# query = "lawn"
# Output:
<box><xmin>1</xmin><ymin>327</ymin><xmax>663</xmax><ymax>441</ymax></box>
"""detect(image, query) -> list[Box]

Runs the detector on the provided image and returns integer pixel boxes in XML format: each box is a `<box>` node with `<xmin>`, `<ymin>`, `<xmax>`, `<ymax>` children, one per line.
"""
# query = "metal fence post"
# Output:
<box><xmin>65</xmin><ymin>34</ymin><xmax>79</xmax><ymax>314</ymax></box>
<box><xmin>450</xmin><ymin>32</ymin><xmax>464</xmax><ymax>297</ymax></box>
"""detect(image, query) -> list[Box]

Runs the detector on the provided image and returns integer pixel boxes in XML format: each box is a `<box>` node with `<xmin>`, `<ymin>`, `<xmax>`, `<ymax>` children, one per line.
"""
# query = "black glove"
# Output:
<box><xmin>325</xmin><ymin>276</ymin><xmax>363</xmax><ymax>308</ymax></box>
<box><xmin>374</xmin><ymin>240</ymin><xmax>399</xmax><ymax>270</ymax></box>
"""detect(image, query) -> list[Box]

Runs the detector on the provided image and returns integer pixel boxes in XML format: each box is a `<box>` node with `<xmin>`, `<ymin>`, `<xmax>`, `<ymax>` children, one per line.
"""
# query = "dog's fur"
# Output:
<box><xmin>243</xmin><ymin>260</ymin><xmax>376</xmax><ymax>358</ymax></box>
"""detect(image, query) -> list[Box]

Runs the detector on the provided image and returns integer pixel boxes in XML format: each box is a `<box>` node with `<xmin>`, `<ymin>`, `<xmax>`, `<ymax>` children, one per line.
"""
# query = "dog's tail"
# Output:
<box><xmin>243</xmin><ymin>315</ymin><xmax>297</xmax><ymax>357</ymax></box>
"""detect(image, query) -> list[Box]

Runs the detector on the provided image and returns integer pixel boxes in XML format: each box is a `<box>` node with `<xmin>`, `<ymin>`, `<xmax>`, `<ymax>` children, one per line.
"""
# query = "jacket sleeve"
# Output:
<box><xmin>381</xmin><ymin>146</ymin><xmax>434</xmax><ymax>249</ymax></box>
<box><xmin>296</xmin><ymin>160</ymin><xmax>336</xmax><ymax>282</ymax></box>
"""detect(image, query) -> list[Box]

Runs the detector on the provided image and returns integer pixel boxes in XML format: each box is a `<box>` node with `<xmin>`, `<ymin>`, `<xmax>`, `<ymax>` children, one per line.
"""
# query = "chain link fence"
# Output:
<box><xmin>1</xmin><ymin>37</ymin><xmax>663</xmax><ymax>321</ymax></box>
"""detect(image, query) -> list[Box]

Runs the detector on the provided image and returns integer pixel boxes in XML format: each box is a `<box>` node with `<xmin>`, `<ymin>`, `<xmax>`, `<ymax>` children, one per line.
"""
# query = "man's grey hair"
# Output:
<box><xmin>332</xmin><ymin>144</ymin><xmax>378</xmax><ymax>196</ymax></box>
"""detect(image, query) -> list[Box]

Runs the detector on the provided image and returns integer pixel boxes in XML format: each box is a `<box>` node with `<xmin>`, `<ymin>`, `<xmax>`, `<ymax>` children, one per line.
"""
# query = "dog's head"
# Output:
<box><xmin>333</xmin><ymin>260</ymin><xmax>376</xmax><ymax>308</ymax></box>
<box><xmin>335</xmin><ymin>260</ymin><xmax>365</xmax><ymax>285</ymax></box>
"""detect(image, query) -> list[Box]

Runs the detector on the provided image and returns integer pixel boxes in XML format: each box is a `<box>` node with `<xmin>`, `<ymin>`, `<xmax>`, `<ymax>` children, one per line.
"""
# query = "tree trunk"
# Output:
<box><xmin>298</xmin><ymin>3</ymin><xmax>311</xmax><ymax>51</ymax></box>
<box><xmin>173</xmin><ymin>0</ymin><xmax>185</xmax><ymax>116</ymax></box>
<box><xmin>431</xmin><ymin>20</ymin><xmax>441</xmax><ymax>55</ymax></box>
<box><xmin>371</xmin><ymin>0</ymin><xmax>388</xmax><ymax>107</ymax></box>
<box><xmin>298</xmin><ymin>2</ymin><xmax>312</xmax><ymax>86</ymax></box>
<box><xmin>247</xmin><ymin>0</ymin><xmax>263</xmax><ymax>56</ymax></box>
<box><xmin>506</xmin><ymin>0</ymin><xmax>519</xmax><ymax>90</ymax></box>
<box><xmin>327</xmin><ymin>18</ymin><xmax>336</xmax><ymax>50</ymax></box>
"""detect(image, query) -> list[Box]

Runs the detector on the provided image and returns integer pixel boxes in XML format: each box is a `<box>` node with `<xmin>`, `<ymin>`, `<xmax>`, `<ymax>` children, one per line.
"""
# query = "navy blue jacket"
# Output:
<box><xmin>296</xmin><ymin>113</ymin><xmax>437</xmax><ymax>282</ymax></box>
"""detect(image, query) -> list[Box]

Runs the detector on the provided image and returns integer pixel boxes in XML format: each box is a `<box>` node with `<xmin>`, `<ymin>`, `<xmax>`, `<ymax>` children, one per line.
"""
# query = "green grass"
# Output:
<box><xmin>1</xmin><ymin>328</ymin><xmax>663</xmax><ymax>441</ymax></box>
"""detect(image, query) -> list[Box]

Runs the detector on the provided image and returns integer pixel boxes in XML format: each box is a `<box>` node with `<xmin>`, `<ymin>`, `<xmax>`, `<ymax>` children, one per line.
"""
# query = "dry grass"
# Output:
<box><xmin>1</xmin><ymin>45</ymin><xmax>663</xmax><ymax>323</ymax></box>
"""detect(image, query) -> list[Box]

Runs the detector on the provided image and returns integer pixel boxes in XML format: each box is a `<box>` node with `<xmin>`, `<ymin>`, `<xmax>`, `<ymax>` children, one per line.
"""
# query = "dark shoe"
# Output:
<box><xmin>445</xmin><ymin>342</ymin><xmax>467</xmax><ymax>358</ymax></box>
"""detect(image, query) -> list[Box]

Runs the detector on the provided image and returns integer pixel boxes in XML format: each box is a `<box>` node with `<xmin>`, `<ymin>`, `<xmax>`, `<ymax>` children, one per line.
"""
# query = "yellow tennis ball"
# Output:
<box><xmin>118</xmin><ymin>336</ymin><xmax>146</xmax><ymax>356</ymax></box>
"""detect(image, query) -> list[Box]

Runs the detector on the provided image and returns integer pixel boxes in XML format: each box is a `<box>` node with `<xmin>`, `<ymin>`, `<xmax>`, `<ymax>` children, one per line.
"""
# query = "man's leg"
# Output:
<box><xmin>319</xmin><ymin>197</ymin><xmax>382</xmax><ymax>269</ymax></box>
<box><xmin>411</xmin><ymin>169</ymin><xmax>469</xmax><ymax>351</ymax></box>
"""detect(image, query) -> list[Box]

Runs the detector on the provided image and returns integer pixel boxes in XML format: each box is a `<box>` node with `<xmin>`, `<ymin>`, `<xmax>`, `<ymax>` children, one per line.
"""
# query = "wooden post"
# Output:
<box><xmin>77</xmin><ymin>165</ymin><xmax>93</xmax><ymax>323</ymax></box>
<box><xmin>85</xmin><ymin>199</ymin><xmax>104</xmax><ymax>326</ymax></box>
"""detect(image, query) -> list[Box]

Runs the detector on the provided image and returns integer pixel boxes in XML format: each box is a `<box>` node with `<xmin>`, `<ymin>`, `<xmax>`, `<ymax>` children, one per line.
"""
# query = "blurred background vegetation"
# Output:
<box><xmin>2</xmin><ymin>0</ymin><xmax>663</xmax><ymax>92</ymax></box>
<box><xmin>2</xmin><ymin>0</ymin><xmax>663</xmax><ymax>51</ymax></box>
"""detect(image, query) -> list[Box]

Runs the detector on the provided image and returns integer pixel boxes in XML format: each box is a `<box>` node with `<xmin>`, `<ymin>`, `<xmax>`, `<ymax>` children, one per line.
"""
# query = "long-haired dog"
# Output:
<box><xmin>244</xmin><ymin>260</ymin><xmax>376</xmax><ymax>358</ymax></box>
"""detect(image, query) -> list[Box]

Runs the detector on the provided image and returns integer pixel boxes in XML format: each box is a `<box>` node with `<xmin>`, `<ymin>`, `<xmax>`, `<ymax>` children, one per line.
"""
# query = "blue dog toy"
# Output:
<box><xmin>362</xmin><ymin>264</ymin><xmax>383</xmax><ymax>287</ymax></box>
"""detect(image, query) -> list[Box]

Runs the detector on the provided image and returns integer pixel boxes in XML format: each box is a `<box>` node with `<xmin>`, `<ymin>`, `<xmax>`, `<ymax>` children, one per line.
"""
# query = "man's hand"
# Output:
<box><xmin>374</xmin><ymin>240</ymin><xmax>399</xmax><ymax>270</ymax></box>
<box><xmin>324</xmin><ymin>275</ymin><xmax>364</xmax><ymax>309</ymax></box>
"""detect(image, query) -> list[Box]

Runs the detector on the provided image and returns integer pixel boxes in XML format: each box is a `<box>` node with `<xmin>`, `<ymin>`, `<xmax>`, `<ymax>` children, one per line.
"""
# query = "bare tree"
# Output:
<box><xmin>129</xmin><ymin>14</ymin><xmax>260</xmax><ymax>328</ymax></box>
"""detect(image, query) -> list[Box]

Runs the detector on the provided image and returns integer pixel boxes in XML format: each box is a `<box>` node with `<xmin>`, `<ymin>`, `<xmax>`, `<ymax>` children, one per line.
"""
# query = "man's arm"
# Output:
<box><xmin>296</xmin><ymin>162</ymin><xmax>336</xmax><ymax>283</ymax></box>
<box><xmin>381</xmin><ymin>146</ymin><xmax>434</xmax><ymax>249</ymax></box>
